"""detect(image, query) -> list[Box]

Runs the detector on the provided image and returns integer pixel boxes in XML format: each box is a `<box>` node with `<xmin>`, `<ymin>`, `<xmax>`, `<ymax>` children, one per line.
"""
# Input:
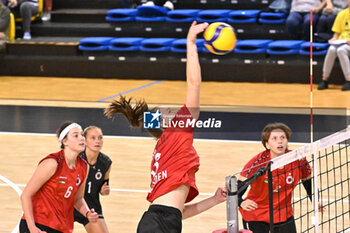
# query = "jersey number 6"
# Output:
<box><xmin>64</xmin><ymin>186</ymin><xmax>73</xmax><ymax>198</ymax></box>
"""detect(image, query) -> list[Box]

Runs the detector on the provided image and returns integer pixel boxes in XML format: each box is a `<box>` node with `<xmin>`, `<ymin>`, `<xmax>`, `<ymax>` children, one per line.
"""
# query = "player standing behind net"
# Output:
<box><xmin>20</xmin><ymin>121</ymin><xmax>98</xmax><ymax>233</ymax></box>
<box><xmin>237</xmin><ymin>123</ymin><xmax>314</xmax><ymax>233</ymax></box>
<box><xmin>74</xmin><ymin>126</ymin><xmax>112</xmax><ymax>233</ymax></box>
<box><xmin>104</xmin><ymin>21</ymin><xmax>226</xmax><ymax>233</ymax></box>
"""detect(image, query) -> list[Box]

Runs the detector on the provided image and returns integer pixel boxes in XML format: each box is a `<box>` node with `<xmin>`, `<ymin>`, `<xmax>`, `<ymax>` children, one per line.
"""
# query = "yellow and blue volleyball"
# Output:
<box><xmin>203</xmin><ymin>22</ymin><xmax>236</xmax><ymax>55</ymax></box>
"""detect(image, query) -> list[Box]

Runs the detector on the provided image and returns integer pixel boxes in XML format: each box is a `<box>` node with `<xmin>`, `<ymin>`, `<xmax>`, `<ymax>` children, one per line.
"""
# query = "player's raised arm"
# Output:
<box><xmin>185</xmin><ymin>21</ymin><xmax>208</xmax><ymax>120</ymax></box>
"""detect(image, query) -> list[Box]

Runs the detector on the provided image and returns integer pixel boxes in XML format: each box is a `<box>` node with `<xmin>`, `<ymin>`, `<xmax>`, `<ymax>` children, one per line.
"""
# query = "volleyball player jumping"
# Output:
<box><xmin>104</xmin><ymin>21</ymin><xmax>226</xmax><ymax>233</ymax></box>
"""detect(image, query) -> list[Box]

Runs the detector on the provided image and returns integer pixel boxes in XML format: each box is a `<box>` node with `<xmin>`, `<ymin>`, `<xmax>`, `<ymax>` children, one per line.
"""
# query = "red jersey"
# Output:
<box><xmin>22</xmin><ymin>150</ymin><xmax>87</xmax><ymax>233</ymax></box>
<box><xmin>239</xmin><ymin>150</ymin><xmax>312</xmax><ymax>223</ymax></box>
<box><xmin>147</xmin><ymin>105</ymin><xmax>200</xmax><ymax>203</ymax></box>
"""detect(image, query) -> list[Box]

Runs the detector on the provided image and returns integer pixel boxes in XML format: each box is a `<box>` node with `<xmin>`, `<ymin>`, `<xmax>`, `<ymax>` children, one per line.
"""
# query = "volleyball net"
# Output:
<box><xmin>269</xmin><ymin>126</ymin><xmax>350</xmax><ymax>233</ymax></box>
<box><xmin>224</xmin><ymin>127</ymin><xmax>350</xmax><ymax>233</ymax></box>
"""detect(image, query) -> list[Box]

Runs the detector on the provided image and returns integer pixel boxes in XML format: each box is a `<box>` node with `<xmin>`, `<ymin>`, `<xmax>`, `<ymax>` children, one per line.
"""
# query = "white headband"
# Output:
<box><xmin>59</xmin><ymin>123</ymin><xmax>82</xmax><ymax>142</ymax></box>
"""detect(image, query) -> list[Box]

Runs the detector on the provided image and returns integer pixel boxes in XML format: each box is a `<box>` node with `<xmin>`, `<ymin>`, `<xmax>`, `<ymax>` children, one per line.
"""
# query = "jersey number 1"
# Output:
<box><xmin>87</xmin><ymin>181</ymin><xmax>92</xmax><ymax>194</ymax></box>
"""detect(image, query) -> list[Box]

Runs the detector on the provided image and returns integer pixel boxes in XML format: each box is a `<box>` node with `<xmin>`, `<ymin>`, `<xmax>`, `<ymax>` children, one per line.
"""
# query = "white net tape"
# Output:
<box><xmin>271</xmin><ymin>126</ymin><xmax>350</xmax><ymax>171</ymax></box>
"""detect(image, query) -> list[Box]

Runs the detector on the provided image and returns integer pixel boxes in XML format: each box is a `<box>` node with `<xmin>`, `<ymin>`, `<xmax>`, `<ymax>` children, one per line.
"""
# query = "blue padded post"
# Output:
<box><xmin>234</xmin><ymin>39</ymin><xmax>272</xmax><ymax>54</ymax></box>
<box><xmin>299</xmin><ymin>42</ymin><xmax>329</xmax><ymax>55</ymax></box>
<box><xmin>166</xmin><ymin>9</ymin><xmax>201</xmax><ymax>23</ymax></box>
<box><xmin>228</xmin><ymin>10</ymin><xmax>260</xmax><ymax>23</ymax></box>
<box><xmin>140</xmin><ymin>38</ymin><xmax>176</xmax><ymax>52</ymax></box>
<box><xmin>258</xmin><ymin>12</ymin><xmax>286</xmax><ymax>24</ymax></box>
<box><xmin>109</xmin><ymin>37</ymin><xmax>144</xmax><ymax>51</ymax></box>
<box><xmin>79</xmin><ymin>37</ymin><xmax>114</xmax><ymax>51</ymax></box>
<box><xmin>196</xmin><ymin>10</ymin><xmax>231</xmax><ymax>23</ymax></box>
<box><xmin>267</xmin><ymin>40</ymin><xmax>304</xmax><ymax>55</ymax></box>
<box><xmin>106</xmin><ymin>9</ymin><xmax>138</xmax><ymax>22</ymax></box>
<box><xmin>136</xmin><ymin>5</ymin><xmax>168</xmax><ymax>22</ymax></box>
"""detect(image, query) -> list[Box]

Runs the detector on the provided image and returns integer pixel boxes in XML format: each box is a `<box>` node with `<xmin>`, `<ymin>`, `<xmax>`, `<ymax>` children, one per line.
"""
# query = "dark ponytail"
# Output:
<box><xmin>104</xmin><ymin>96</ymin><xmax>163</xmax><ymax>139</ymax></box>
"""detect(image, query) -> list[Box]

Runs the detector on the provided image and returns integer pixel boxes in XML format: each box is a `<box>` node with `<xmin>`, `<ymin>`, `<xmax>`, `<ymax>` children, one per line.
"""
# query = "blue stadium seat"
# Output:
<box><xmin>79</xmin><ymin>37</ymin><xmax>114</xmax><ymax>51</ymax></box>
<box><xmin>136</xmin><ymin>5</ymin><xmax>168</xmax><ymax>22</ymax></box>
<box><xmin>106</xmin><ymin>9</ymin><xmax>138</xmax><ymax>22</ymax></box>
<box><xmin>267</xmin><ymin>40</ymin><xmax>304</xmax><ymax>55</ymax></box>
<box><xmin>171</xmin><ymin>38</ymin><xmax>204</xmax><ymax>53</ymax></box>
<box><xmin>196</xmin><ymin>10</ymin><xmax>231</xmax><ymax>23</ymax></box>
<box><xmin>109</xmin><ymin>38</ymin><xmax>144</xmax><ymax>51</ymax></box>
<box><xmin>228</xmin><ymin>10</ymin><xmax>260</xmax><ymax>23</ymax></box>
<box><xmin>140</xmin><ymin>38</ymin><xmax>176</xmax><ymax>52</ymax></box>
<box><xmin>234</xmin><ymin>39</ymin><xmax>272</xmax><ymax>53</ymax></box>
<box><xmin>299</xmin><ymin>42</ymin><xmax>329</xmax><ymax>55</ymax></box>
<box><xmin>258</xmin><ymin>12</ymin><xmax>287</xmax><ymax>24</ymax></box>
<box><xmin>166</xmin><ymin>9</ymin><xmax>201</xmax><ymax>23</ymax></box>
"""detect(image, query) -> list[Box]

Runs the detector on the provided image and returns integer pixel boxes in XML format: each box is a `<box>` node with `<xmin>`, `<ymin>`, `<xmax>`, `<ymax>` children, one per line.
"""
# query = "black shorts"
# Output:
<box><xmin>73</xmin><ymin>209</ymin><xmax>104</xmax><ymax>226</ymax></box>
<box><xmin>19</xmin><ymin>219</ymin><xmax>63</xmax><ymax>233</ymax></box>
<box><xmin>273</xmin><ymin>216</ymin><xmax>297</xmax><ymax>233</ymax></box>
<box><xmin>243</xmin><ymin>216</ymin><xmax>296</xmax><ymax>233</ymax></box>
<box><xmin>137</xmin><ymin>204</ymin><xmax>182</xmax><ymax>233</ymax></box>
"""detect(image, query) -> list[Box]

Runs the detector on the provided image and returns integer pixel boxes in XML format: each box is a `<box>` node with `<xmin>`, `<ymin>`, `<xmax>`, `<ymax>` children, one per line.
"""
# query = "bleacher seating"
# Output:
<box><xmin>109</xmin><ymin>37</ymin><xmax>144</xmax><ymax>51</ymax></box>
<box><xmin>176</xmin><ymin>0</ymin><xmax>274</xmax><ymax>10</ymax></box>
<box><xmin>234</xmin><ymin>39</ymin><xmax>272</xmax><ymax>54</ymax></box>
<box><xmin>77</xmin><ymin>36</ymin><xmax>327</xmax><ymax>58</ymax></box>
<box><xmin>105</xmin><ymin>9</ymin><xmax>138</xmax><ymax>22</ymax></box>
<box><xmin>299</xmin><ymin>42</ymin><xmax>329</xmax><ymax>56</ymax></box>
<box><xmin>2</xmin><ymin>0</ymin><xmax>345</xmax><ymax>85</ymax></box>
<box><xmin>228</xmin><ymin>10</ymin><xmax>260</xmax><ymax>24</ymax></box>
<box><xmin>135</xmin><ymin>5</ymin><xmax>168</xmax><ymax>22</ymax></box>
<box><xmin>78</xmin><ymin>37</ymin><xmax>114</xmax><ymax>51</ymax></box>
<box><xmin>266</xmin><ymin>40</ymin><xmax>303</xmax><ymax>55</ymax></box>
<box><xmin>170</xmin><ymin>38</ymin><xmax>204</xmax><ymax>53</ymax></box>
<box><xmin>166</xmin><ymin>9</ymin><xmax>201</xmax><ymax>23</ymax></box>
<box><xmin>197</xmin><ymin>10</ymin><xmax>231</xmax><ymax>23</ymax></box>
<box><xmin>258</xmin><ymin>12</ymin><xmax>286</xmax><ymax>24</ymax></box>
<box><xmin>105</xmin><ymin>8</ymin><xmax>287</xmax><ymax>26</ymax></box>
<box><xmin>139</xmin><ymin>38</ymin><xmax>175</xmax><ymax>52</ymax></box>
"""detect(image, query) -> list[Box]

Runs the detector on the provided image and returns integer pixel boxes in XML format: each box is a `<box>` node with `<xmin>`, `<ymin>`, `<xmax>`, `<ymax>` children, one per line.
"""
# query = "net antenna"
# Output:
<box><xmin>310</xmin><ymin>9</ymin><xmax>321</xmax><ymax>233</ymax></box>
<box><xmin>225</xmin><ymin>163</ymin><xmax>271</xmax><ymax>233</ymax></box>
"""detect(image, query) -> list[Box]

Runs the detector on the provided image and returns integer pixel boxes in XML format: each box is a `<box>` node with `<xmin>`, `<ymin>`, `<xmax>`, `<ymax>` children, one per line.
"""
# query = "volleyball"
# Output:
<box><xmin>203</xmin><ymin>22</ymin><xmax>236</xmax><ymax>55</ymax></box>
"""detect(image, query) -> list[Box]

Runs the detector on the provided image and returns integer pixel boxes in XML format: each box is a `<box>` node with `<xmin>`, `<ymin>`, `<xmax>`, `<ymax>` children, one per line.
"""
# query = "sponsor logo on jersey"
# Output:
<box><xmin>286</xmin><ymin>173</ymin><xmax>294</xmax><ymax>184</ymax></box>
<box><xmin>76</xmin><ymin>176</ymin><xmax>81</xmax><ymax>186</ymax></box>
<box><xmin>95</xmin><ymin>171</ymin><xmax>102</xmax><ymax>180</ymax></box>
<box><xmin>58</xmin><ymin>180</ymin><xmax>66</xmax><ymax>184</ymax></box>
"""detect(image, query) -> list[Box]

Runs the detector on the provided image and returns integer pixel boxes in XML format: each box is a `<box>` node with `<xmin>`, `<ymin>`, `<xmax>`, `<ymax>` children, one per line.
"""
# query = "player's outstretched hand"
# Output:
<box><xmin>213</xmin><ymin>187</ymin><xmax>227</xmax><ymax>204</ymax></box>
<box><xmin>187</xmin><ymin>21</ymin><xmax>209</xmax><ymax>44</ymax></box>
<box><xmin>241</xmin><ymin>199</ymin><xmax>258</xmax><ymax>211</ymax></box>
<box><xmin>87</xmin><ymin>208</ymin><xmax>99</xmax><ymax>222</ymax></box>
<box><xmin>100</xmin><ymin>182</ymin><xmax>110</xmax><ymax>195</ymax></box>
